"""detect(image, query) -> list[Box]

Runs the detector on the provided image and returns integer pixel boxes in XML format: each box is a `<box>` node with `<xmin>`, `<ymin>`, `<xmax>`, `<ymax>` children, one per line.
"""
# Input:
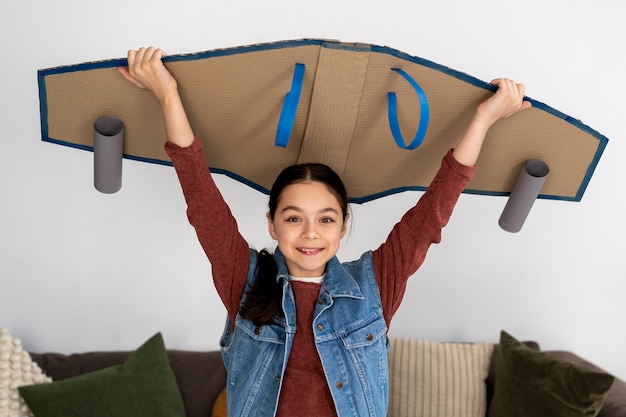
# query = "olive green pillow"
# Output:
<box><xmin>489</xmin><ymin>330</ymin><xmax>614</xmax><ymax>417</ymax></box>
<box><xmin>19</xmin><ymin>333</ymin><xmax>185</xmax><ymax>417</ymax></box>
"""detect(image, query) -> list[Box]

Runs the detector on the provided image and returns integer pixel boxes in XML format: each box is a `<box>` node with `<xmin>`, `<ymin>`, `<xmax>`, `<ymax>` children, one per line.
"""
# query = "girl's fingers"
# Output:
<box><xmin>119</xmin><ymin>46</ymin><xmax>177</xmax><ymax>100</ymax></box>
<box><xmin>141</xmin><ymin>46</ymin><xmax>156</xmax><ymax>62</ymax></box>
<box><xmin>478</xmin><ymin>77</ymin><xmax>531</xmax><ymax>122</ymax></box>
<box><xmin>126</xmin><ymin>49</ymin><xmax>136</xmax><ymax>68</ymax></box>
<box><xmin>116</xmin><ymin>65</ymin><xmax>132</xmax><ymax>82</ymax></box>
<box><xmin>492</xmin><ymin>78</ymin><xmax>523</xmax><ymax>98</ymax></box>
<box><xmin>120</xmin><ymin>48</ymin><xmax>154</xmax><ymax>89</ymax></box>
<box><xmin>497</xmin><ymin>78</ymin><xmax>525</xmax><ymax>103</ymax></box>
<box><xmin>129</xmin><ymin>47</ymin><xmax>167</xmax><ymax>75</ymax></box>
<box><xmin>137</xmin><ymin>46</ymin><xmax>165</xmax><ymax>63</ymax></box>
<box><xmin>517</xmin><ymin>82</ymin><xmax>526</xmax><ymax>100</ymax></box>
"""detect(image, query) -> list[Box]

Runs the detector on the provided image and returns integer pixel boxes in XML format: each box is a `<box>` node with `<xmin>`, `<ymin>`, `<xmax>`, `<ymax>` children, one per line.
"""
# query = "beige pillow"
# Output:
<box><xmin>0</xmin><ymin>328</ymin><xmax>52</xmax><ymax>417</ymax></box>
<box><xmin>388</xmin><ymin>338</ymin><xmax>494</xmax><ymax>417</ymax></box>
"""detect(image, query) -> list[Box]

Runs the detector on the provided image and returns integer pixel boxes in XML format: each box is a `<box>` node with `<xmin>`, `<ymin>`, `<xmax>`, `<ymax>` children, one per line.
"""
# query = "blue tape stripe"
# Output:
<box><xmin>387</xmin><ymin>68</ymin><xmax>430</xmax><ymax>150</ymax></box>
<box><xmin>275</xmin><ymin>63</ymin><xmax>305</xmax><ymax>148</ymax></box>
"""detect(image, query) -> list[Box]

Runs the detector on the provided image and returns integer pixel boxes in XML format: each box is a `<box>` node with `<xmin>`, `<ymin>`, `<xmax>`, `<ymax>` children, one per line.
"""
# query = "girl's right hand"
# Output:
<box><xmin>118</xmin><ymin>47</ymin><xmax>194</xmax><ymax>147</ymax></box>
<box><xmin>117</xmin><ymin>47</ymin><xmax>178</xmax><ymax>105</ymax></box>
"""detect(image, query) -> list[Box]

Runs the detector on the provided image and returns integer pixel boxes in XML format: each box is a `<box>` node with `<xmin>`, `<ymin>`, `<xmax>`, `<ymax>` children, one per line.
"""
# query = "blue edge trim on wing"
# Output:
<box><xmin>38</xmin><ymin>38</ymin><xmax>608</xmax><ymax>204</ymax></box>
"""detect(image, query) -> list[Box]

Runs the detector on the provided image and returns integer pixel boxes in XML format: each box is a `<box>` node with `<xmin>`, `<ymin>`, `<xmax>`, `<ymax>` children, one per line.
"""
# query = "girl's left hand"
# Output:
<box><xmin>475</xmin><ymin>78</ymin><xmax>532</xmax><ymax>127</ymax></box>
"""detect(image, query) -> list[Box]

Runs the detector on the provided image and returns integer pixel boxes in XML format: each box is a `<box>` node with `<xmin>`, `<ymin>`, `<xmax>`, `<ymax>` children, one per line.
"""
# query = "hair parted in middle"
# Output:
<box><xmin>268</xmin><ymin>162</ymin><xmax>349</xmax><ymax>221</ymax></box>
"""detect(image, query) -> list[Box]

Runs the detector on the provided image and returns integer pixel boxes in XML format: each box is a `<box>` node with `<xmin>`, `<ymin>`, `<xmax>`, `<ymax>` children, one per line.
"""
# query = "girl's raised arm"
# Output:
<box><xmin>452</xmin><ymin>78</ymin><xmax>531</xmax><ymax>166</ymax></box>
<box><xmin>374</xmin><ymin>78</ymin><xmax>531</xmax><ymax>324</ymax></box>
<box><xmin>118</xmin><ymin>47</ymin><xmax>250</xmax><ymax>321</ymax></box>
<box><xmin>118</xmin><ymin>47</ymin><xmax>195</xmax><ymax>148</ymax></box>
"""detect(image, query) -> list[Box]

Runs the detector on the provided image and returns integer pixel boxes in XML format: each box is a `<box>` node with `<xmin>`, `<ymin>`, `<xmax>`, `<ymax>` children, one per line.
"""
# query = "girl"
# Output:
<box><xmin>119</xmin><ymin>46</ymin><xmax>530</xmax><ymax>417</ymax></box>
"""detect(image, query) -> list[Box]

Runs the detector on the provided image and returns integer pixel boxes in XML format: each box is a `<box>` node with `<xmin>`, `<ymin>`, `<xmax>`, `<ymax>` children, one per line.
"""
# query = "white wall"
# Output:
<box><xmin>2</xmin><ymin>0</ymin><xmax>625</xmax><ymax>380</ymax></box>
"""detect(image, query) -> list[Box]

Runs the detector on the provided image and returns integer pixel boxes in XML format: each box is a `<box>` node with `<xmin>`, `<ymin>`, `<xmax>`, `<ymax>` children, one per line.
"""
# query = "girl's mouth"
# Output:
<box><xmin>297</xmin><ymin>247</ymin><xmax>323</xmax><ymax>255</ymax></box>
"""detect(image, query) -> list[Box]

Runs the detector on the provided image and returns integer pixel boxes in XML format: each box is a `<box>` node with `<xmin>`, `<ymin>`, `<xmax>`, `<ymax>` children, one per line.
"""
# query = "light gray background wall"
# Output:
<box><xmin>2</xmin><ymin>0</ymin><xmax>625</xmax><ymax>380</ymax></box>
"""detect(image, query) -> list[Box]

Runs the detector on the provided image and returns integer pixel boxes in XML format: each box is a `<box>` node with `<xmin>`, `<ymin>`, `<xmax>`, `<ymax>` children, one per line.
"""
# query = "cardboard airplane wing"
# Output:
<box><xmin>38</xmin><ymin>39</ymin><xmax>608</xmax><ymax>203</ymax></box>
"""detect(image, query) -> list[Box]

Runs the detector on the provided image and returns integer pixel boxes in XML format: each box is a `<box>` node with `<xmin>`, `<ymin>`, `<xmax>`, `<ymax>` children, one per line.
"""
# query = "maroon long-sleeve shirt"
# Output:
<box><xmin>165</xmin><ymin>137</ymin><xmax>476</xmax><ymax>416</ymax></box>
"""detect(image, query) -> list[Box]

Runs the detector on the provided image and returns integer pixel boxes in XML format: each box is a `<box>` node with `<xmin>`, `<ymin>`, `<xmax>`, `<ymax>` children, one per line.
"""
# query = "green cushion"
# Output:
<box><xmin>488</xmin><ymin>330</ymin><xmax>614</xmax><ymax>417</ymax></box>
<box><xmin>19</xmin><ymin>333</ymin><xmax>185</xmax><ymax>417</ymax></box>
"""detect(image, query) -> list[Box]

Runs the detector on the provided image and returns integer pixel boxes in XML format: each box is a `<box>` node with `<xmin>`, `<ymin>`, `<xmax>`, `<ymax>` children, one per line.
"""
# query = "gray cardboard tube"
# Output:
<box><xmin>93</xmin><ymin>116</ymin><xmax>124</xmax><ymax>194</ymax></box>
<box><xmin>498</xmin><ymin>160</ymin><xmax>549</xmax><ymax>233</ymax></box>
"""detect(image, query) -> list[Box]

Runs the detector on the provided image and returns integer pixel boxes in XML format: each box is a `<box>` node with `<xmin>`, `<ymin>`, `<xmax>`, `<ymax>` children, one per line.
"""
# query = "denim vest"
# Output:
<box><xmin>220</xmin><ymin>247</ymin><xmax>390</xmax><ymax>417</ymax></box>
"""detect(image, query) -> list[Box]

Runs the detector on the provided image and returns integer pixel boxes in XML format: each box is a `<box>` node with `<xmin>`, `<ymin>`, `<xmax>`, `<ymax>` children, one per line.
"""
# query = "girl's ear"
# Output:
<box><xmin>340</xmin><ymin>213</ymin><xmax>350</xmax><ymax>238</ymax></box>
<box><xmin>267</xmin><ymin>212</ymin><xmax>277</xmax><ymax>240</ymax></box>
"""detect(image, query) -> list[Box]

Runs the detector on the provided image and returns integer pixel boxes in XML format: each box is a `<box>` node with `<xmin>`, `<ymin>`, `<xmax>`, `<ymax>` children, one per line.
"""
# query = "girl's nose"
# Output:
<box><xmin>303</xmin><ymin>224</ymin><xmax>320</xmax><ymax>240</ymax></box>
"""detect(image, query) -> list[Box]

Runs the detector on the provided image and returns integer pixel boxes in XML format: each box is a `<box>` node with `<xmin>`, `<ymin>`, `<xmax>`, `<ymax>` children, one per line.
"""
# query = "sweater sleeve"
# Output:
<box><xmin>372</xmin><ymin>149</ymin><xmax>477</xmax><ymax>326</ymax></box>
<box><xmin>164</xmin><ymin>137</ymin><xmax>250</xmax><ymax>322</ymax></box>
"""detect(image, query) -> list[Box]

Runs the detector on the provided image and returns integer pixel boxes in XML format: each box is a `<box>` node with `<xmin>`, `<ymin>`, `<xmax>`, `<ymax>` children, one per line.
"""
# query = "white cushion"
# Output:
<box><xmin>0</xmin><ymin>328</ymin><xmax>51</xmax><ymax>417</ymax></box>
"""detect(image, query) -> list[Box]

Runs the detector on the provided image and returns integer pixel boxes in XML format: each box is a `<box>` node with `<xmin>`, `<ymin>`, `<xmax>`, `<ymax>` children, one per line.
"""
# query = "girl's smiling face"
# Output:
<box><xmin>268</xmin><ymin>181</ymin><xmax>348</xmax><ymax>277</ymax></box>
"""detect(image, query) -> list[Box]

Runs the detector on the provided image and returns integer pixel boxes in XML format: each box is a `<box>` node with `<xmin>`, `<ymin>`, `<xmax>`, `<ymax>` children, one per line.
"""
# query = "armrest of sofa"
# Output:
<box><xmin>545</xmin><ymin>351</ymin><xmax>626</xmax><ymax>417</ymax></box>
<box><xmin>30</xmin><ymin>349</ymin><xmax>226</xmax><ymax>417</ymax></box>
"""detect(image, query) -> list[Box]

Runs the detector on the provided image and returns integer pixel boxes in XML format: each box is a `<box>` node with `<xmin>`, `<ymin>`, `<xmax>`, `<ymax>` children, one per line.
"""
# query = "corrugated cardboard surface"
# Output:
<box><xmin>40</xmin><ymin>39</ymin><xmax>606</xmax><ymax>202</ymax></box>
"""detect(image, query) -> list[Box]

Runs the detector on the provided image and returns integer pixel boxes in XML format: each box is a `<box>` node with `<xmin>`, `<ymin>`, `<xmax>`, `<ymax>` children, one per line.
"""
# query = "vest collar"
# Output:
<box><xmin>274</xmin><ymin>247</ymin><xmax>364</xmax><ymax>299</ymax></box>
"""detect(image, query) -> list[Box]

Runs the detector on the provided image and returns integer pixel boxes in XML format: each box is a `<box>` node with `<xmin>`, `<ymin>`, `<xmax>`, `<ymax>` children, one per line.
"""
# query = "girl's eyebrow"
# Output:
<box><xmin>281</xmin><ymin>205</ymin><xmax>339</xmax><ymax>215</ymax></box>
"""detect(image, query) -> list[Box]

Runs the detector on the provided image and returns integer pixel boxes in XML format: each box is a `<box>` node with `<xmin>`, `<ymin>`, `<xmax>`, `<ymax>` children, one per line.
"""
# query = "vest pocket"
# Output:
<box><xmin>333</xmin><ymin>315</ymin><xmax>389</xmax><ymax>403</ymax></box>
<box><xmin>236</xmin><ymin>317</ymin><xmax>287</xmax><ymax>344</ymax></box>
<box><xmin>338</xmin><ymin>315</ymin><xmax>387</xmax><ymax>349</ymax></box>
